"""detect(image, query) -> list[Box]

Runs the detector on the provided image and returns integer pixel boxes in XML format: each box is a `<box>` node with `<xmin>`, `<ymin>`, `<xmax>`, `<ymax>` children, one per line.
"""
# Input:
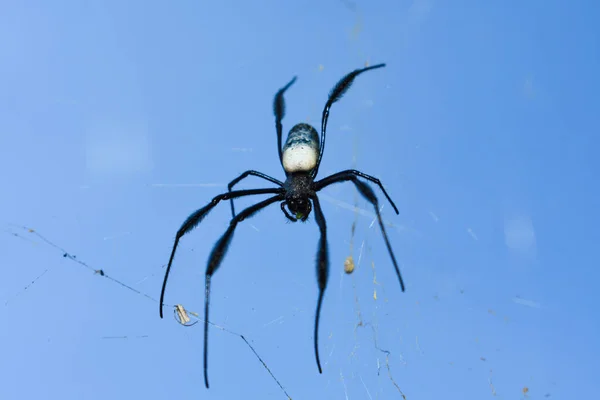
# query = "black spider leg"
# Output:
<box><xmin>227</xmin><ymin>171</ymin><xmax>284</xmax><ymax>218</ymax></box>
<box><xmin>280</xmin><ymin>202</ymin><xmax>297</xmax><ymax>222</ymax></box>
<box><xmin>314</xmin><ymin>169</ymin><xmax>399</xmax><ymax>215</ymax></box>
<box><xmin>310</xmin><ymin>194</ymin><xmax>329</xmax><ymax>374</ymax></box>
<box><xmin>316</xmin><ymin>176</ymin><xmax>405</xmax><ymax>292</ymax></box>
<box><xmin>311</xmin><ymin>63</ymin><xmax>386</xmax><ymax>179</ymax></box>
<box><xmin>204</xmin><ymin>194</ymin><xmax>284</xmax><ymax>388</ymax></box>
<box><xmin>274</xmin><ymin>76</ymin><xmax>298</xmax><ymax>168</ymax></box>
<box><xmin>159</xmin><ymin>187</ymin><xmax>283</xmax><ymax>319</ymax></box>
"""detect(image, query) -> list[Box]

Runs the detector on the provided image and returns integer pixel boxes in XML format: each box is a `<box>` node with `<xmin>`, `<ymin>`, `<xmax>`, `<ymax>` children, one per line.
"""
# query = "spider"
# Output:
<box><xmin>159</xmin><ymin>63</ymin><xmax>405</xmax><ymax>388</ymax></box>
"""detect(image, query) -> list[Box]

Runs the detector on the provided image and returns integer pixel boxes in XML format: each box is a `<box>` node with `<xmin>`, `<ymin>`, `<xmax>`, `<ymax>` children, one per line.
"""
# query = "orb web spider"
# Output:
<box><xmin>159</xmin><ymin>63</ymin><xmax>405</xmax><ymax>388</ymax></box>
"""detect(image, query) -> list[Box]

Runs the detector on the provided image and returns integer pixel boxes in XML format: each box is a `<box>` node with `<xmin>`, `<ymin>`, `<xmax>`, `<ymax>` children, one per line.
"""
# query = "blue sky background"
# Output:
<box><xmin>1</xmin><ymin>1</ymin><xmax>598</xmax><ymax>399</ymax></box>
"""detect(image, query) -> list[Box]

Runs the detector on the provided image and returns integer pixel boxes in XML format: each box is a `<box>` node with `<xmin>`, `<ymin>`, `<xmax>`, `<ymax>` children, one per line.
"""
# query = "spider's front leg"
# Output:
<box><xmin>274</xmin><ymin>76</ymin><xmax>297</xmax><ymax>166</ymax></box>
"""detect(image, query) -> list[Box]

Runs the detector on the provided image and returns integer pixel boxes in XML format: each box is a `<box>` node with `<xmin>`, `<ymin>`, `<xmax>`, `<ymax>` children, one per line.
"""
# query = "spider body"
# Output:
<box><xmin>159</xmin><ymin>63</ymin><xmax>405</xmax><ymax>389</ymax></box>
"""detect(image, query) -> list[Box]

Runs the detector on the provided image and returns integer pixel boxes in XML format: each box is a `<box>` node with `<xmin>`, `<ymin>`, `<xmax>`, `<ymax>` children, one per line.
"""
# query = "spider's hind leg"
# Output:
<box><xmin>310</xmin><ymin>194</ymin><xmax>329</xmax><ymax>374</ymax></box>
<box><xmin>203</xmin><ymin>194</ymin><xmax>284</xmax><ymax>388</ymax></box>
<box><xmin>314</xmin><ymin>169</ymin><xmax>398</xmax><ymax>214</ymax></box>
<box><xmin>315</xmin><ymin>175</ymin><xmax>405</xmax><ymax>292</ymax></box>
<box><xmin>159</xmin><ymin>187</ymin><xmax>282</xmax><ymax>319</ymax></box>
<box><xmin>227</xmin><ymin>170</ymin><xmax>283</xmax><ymax>217</ymax></box>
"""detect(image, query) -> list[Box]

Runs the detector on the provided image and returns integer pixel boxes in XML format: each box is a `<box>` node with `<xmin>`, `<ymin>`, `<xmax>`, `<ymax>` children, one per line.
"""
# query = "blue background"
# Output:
<box><xmin>1</xmin><ymin>1</ymin><xmax>598</xmax><ymax>399</ymax></box>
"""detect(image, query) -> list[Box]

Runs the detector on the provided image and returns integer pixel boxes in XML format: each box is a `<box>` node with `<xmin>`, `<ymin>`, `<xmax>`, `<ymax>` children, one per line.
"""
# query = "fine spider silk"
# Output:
<box><xmin>159</xmin><ymin>63</ymin><xmax>406</xmax><ymax>388</ymax></box>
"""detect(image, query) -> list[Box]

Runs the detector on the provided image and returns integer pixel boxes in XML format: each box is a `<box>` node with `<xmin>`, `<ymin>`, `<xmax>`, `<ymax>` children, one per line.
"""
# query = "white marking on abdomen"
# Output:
<box><xmin>282</xmin><ymin>123</ymin><xmax>320</xmax><ymax>173</ymax></box>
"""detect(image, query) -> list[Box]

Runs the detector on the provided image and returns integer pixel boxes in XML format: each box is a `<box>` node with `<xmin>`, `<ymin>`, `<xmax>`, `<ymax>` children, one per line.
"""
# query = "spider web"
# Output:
<box><xmin>2</xmin><ymin>183</ymin><xmax>408</xmax><ymax>400</ymax></box>
<box><xmin>1</xmin><ymin>89</ymin><xmax>540</xmax><ymax>400</ymax></box>
<box><xmin>1</xmin><ymin>0</ymin><xmax>579</xmax><ymax>397</ymax></box>
<box><xmin>3</xmin><ymin>223</ymin><xmax>292</xmax><ymax>399</ymax></box>
<box><xmin>1</xmin><ymin>95</ymin><xmax>548</xmax><ymax>400</ymax></box>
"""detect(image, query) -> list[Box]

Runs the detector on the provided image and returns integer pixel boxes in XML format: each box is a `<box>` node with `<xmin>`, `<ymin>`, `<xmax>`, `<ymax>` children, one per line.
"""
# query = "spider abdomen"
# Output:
<box><xmin>282</xmin><ymin>123</ymin><xmax>320</xmax><ymax>173</ymax></box>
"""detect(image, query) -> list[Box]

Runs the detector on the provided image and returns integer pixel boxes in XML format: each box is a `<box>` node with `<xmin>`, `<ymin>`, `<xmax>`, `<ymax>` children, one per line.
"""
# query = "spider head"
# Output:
<box><xmin>285</xmin><ymin>197</ymin><xmax>312</xmax><ymax>222</ymax></box>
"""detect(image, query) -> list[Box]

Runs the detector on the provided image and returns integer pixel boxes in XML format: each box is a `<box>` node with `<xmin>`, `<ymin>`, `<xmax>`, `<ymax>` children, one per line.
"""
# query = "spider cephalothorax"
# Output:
<box><xmin>283</xmin><ymin>174</ymin><xmax>313</xmax><ymax>221</ymax></box>
<box><xmin>159</xmin><ymin>63</ymin><xmax>405</xmax><ymax>389</ymax></box>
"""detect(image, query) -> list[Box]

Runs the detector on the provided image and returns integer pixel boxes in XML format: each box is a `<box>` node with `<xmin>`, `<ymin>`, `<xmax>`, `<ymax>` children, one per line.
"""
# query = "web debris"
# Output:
<box><xmin>341</xmin><ymin>170</ymin><xmax>406</xmax><ymax>398</ymax></box>
<box><xmin>369</xmin><ymin>322</ymin><xmax>407</xmax><ymax>399</ymax></box>
<box><xmin>102</xmin><ymin>335</ymin><xmax>149</xmax><ymax>340</ymax></box>
<box><xmin>5</xmin><ymin>224</ymin><xmax>292</xmax><ymax>399</ymax></box>
<box><xmin>489</xmin><ymin>369</ymin><xmax>497</xmax><ymax>396</ymax></box>
<box><xmin>340</xmin><ymin>370</ymin><xmax>350</xmax><ymax>400</ymax></box>
<box><xmin>4</xmin><ymin>266</ymin><xmax>48</xmax><ymax>306</ymax></box>
<box><xmin>359</xmin><ymin>374</ymin><xmax>374</xmax><ymax>400</ymax></box>
<box><xmin>174</xmin><ymin>304</ymin><xmax>198</xmax><ymax>327</ymax></box>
